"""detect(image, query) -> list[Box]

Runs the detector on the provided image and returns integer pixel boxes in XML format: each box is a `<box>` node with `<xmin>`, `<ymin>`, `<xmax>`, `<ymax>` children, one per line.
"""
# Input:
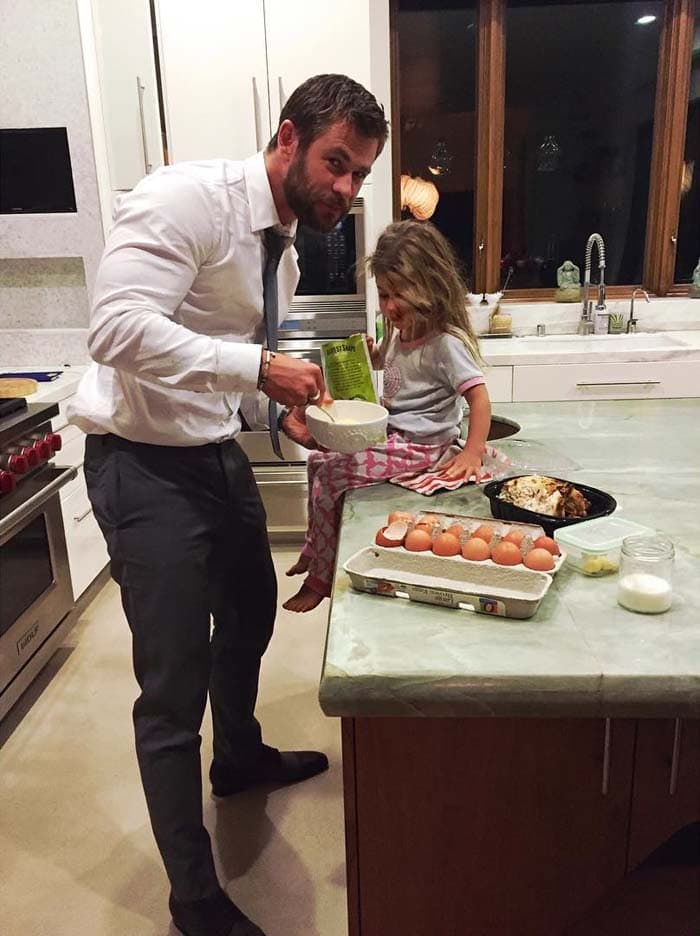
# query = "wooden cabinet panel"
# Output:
<box><xmin>627</xmin><ymin>719</ymin><xmax>700</xmax><ymax>870</ymax></box>
<box><xmin>346</xmin><ymin>717</ymin><xmax>636</xmax><ymax>936</ymax></box>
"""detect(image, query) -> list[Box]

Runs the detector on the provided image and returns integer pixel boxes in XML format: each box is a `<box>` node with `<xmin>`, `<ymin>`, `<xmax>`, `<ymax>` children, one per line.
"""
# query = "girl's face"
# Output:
<box><xmin>376</xmin><ymin>277</ymin><xmax>416</xmax><ymax>337</ymax></box>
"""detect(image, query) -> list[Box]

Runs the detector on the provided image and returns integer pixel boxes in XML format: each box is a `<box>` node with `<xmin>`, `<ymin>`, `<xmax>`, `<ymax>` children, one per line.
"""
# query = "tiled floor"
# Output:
<box><xmin>0</xmin><ymin>548</ymin><xmax>346</xmax><ymax>936</ymax></box>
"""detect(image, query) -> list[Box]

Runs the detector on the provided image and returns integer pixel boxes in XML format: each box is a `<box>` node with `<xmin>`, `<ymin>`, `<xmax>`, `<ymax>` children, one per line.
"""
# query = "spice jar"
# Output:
<box><xmin>617</xmin><ymin>534</ymin><xmax>674</xmax><ymax>614</ymax></box>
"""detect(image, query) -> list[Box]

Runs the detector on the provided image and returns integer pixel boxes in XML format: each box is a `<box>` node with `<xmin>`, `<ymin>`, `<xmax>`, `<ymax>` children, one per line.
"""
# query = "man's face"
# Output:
<box><xmin>283</xmin><ymin>120</ymin><xmax>379</xmax><ymax>232</ymax></box>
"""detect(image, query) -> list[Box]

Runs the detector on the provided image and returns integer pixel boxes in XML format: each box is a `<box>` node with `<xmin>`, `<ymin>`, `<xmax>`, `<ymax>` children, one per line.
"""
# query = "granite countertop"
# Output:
<box><xmin>0</xmin><ymin>365</ymin><xmax>87</xmax><ymax>407</ymax></box>
<box><xmin>319</xmin><ymin>399</ymin><xmax>700</xmax><ymax>719</ymax></box>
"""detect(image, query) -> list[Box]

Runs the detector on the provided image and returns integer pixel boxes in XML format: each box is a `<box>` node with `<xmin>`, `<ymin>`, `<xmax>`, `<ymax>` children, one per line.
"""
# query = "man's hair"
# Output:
<box><xmin>267</xmin><ymin>74</ymin><xmax>389</xmax><ymax>154</ymax></box>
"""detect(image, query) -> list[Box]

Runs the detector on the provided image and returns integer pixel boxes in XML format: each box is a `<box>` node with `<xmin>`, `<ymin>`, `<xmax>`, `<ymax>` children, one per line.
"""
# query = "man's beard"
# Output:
<box><xmin>283</xmin><ymin>150</ymin><xmax>350</xmax><ymax>232</ymax></box>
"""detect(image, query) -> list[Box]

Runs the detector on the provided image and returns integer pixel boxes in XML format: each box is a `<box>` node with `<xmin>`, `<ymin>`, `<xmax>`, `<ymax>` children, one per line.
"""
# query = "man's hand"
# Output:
<box><xmin>264</xmin><ymin>353</ymin><xmax>325</xmax><ymax>407</ymax></box>
<box><xmin>278</xmin><ymin>405</ymin><xmax>318</xmax><ymax>449</ymax></box>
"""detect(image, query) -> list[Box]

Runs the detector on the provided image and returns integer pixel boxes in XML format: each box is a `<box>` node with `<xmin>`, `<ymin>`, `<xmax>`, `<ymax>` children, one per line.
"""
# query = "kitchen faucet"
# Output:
<box><xmin>578</xmin><ymin>233</ymin><xmax>607</xmax><ymax>335</ymax></box>
<box><xmin>627</xmin><ymin>288</ymin><xmax>650</xmax><ymax>333</ymax></box>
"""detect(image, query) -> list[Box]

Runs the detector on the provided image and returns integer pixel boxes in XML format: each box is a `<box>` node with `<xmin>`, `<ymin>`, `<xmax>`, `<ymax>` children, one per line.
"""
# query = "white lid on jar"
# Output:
<box><xmin>554</xmin><ymin>516</ymin><xmax>655</xmax><ymax>554</ymax></box>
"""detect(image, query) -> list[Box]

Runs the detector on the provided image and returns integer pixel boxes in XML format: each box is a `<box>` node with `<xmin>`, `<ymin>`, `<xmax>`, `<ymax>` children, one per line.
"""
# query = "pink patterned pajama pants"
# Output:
<box><xmin>301</xmin><ymin>432</ymin><xmax>453</xmax><ymax>597</ymax></box>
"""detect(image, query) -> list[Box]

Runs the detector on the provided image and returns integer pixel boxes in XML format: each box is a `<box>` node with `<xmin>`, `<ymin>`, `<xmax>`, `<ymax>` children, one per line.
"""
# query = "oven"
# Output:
<box><xmin>0</xmin><ymin>401</ymin><xmax>77</xmax><ymax>720</ymax></box>
<box><xmin>239</xmin><ymin>199</ymin><xmax>370</xmax><ymax>540</ymax></box>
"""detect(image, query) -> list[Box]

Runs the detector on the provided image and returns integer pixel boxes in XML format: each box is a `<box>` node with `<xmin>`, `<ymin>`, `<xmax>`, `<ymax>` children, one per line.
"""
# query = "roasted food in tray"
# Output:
<box><xmin>496</xmin><ymin>475</ymin><xmax>590</xmax><ymax>518</ymax></box>
<box><xmin>483</xmin><ymin>475</ymin><xmax>617</xmax><ymax>538</ymax></box>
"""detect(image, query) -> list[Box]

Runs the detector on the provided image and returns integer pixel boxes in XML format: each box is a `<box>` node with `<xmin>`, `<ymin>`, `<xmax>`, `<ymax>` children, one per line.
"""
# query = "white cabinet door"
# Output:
<box><xmin>92</xmin><ymin>0</ymin><xmax>164</xmax><ymax>190</ymax></box>
<box><xmin>156</xmin><ymin>0</ymin><xmax>269</xmax><ymax>162</ymax></box>
<box><xmin>513</xmin><ymin>361</ymin><xmax>700</xmax><ymax>402</ymax></box>
<box><xmin>62</xmin><ymin>477</ymin><xmax>110</xmax><ymax>600</ymax></box>
<box><xmin>265</xmin><ymin>0</ymin><xmax>371</xmax><ymax>126</ymax></box>
<box><xmin>484</xmin><ymin>366</ymin><xmax>513</xmax><ymax>403</ymax></box>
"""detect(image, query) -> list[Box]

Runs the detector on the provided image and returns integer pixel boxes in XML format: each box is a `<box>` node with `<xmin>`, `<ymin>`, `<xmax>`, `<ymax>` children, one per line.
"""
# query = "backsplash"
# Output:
<box><xmin>0</xmin><ymin>258</ymin><xmax>89</xmax><ymax>329</ymax></box>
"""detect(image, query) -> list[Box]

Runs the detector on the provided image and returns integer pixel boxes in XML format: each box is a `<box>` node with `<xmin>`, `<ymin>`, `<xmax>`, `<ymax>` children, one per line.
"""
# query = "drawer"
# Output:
<box><xmin>61</xmin><ymin>479</ymin><xmax>109</xmax><ymax>599</ymax></box>
<box><xmin>513</xmin><ymin>361</ymin><xmax>700</xmax><ymax>402</ymax></box>
<box><xmin>253</xmin><ymin>466</ymin><xmax>308</xmax><ymax>541</ymax></box>
<box><xmin>484</xmin><ymin>365</ymin><xmax>513</xmax><ymax>403</ymax></box>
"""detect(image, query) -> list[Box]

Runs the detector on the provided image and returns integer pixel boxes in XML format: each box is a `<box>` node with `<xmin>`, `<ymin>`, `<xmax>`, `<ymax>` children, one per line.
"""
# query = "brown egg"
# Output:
<box><xmin>432</xmin><ymin>532</ymin><xmax>461</xmax><ymax>557</ymax></box>
<box><xmin>533</xmin><ymin>535</ymin><xmax>561</xmax><ymax>556</ymax></box>
<box><xmin>472</xmin><ymin>524</ymin><xmax>495</xmax><ymax>544</ymax></box>
<box><xmin>462</xmin><ymin>537</ymin><xmax>491</xmax><ymax>562</ymax></box>
<box><xmin>491</xmin><ymin>541</ymin><xmax>523</xmax><ymax>566</ymax></box>
<box><xmin>405</xmin><ymin>528</ymin><xmax>433</xmax><ymax>552</ymax></box>
<box><xmin>445</xmin><ymin>523</ymin><xmax>466</xmax><ymax>540</ymax></box>
<box><xmin>375</xmin><ymin>521</ymin><xmax>408</xmax><ymax>548</ymax></box>
<box><xmin>523</xmin><ymin>547</ymin><xmax>556</xmax><ymax>571</ymax></box>
<box><xmin>388</xmin><ymin>510</ymin><xmax>416</xmax><ymax>526</ymax></box>
<box><xmin>502</xmin><ymin>530</ymin><xmax>525</xmax><ymax>548</ymax></box>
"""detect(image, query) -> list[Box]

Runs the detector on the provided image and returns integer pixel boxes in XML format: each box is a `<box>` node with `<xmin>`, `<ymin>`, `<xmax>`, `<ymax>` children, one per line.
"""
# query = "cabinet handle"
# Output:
<box><xmin>669</xmin><ymin>718</ymin><xmax>682</xmax><ymax>795</ymax></box>
<box><xmin>601</xmin><ymin>718</ymin><xmax>612</xmax><ymax>795</ymax></box>
<box><xmin>278</xmin><ymin>76</ymin><xmax>287</xmax><ymax>112</ymax></box>
<box><xmin>136</xmin><ymin>76</ymin><xmax>152</xmax><ymax>175</ymax></box>
<box><xmin>576</xmin><ymin>381</ymin><xmax>661</xmax><ymax>388</ymax></box>
<box><xmin>255</xmin><ymin>479</ymin><xmax>307</xmax><ymax>487</ymax></box>
<box><xmin>73</xmin><ymin>504</ymin><xmax>94</xmax><ymax>523</ymax></box>
<box><xmin>252</xmin><ymin>77</ymin><xmax>262</xmax><ymax>151</ymax></box>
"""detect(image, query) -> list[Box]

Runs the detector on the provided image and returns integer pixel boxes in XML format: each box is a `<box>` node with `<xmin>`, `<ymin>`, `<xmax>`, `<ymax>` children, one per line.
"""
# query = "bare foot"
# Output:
<box><xmin>283</xmin><ymin>582</ymin><xmax>325</xmax><ymax>613</ymax></box>
<box><xmin>286</xmin><ymin>554</ymin><xmax>310</xmax><ymax>576</ymax></box>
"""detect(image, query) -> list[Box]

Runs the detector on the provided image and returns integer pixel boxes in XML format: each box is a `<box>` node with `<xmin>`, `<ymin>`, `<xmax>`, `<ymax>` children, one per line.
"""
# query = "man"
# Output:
<box><xmin>67</xmin><ymin>74</ymin><xmax>388</xmax><ymax>936</ymax></box>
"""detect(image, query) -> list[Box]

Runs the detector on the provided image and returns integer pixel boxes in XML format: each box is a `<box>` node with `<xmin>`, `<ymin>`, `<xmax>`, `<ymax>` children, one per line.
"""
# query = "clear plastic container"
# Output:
<box><xmin>617</xmin><ymin>534</ymin><xmax>674</xmax><ymax>613</ymax></box>
<box><xmin>553</xmin><ymin>516</ymin><xmax>654</xmax><ymax>576</ymax></box>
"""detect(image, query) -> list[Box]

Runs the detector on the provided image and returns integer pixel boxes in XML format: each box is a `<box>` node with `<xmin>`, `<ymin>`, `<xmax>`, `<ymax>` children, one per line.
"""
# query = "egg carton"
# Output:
<box><xmin>343</xmin><ymin>547</ymin><xmax>553</xmax><ymax>619</ymax></box>
<box><xmin>378</xmin><ymin>509</ymin><xmax>566</xmax><ymax>574</ymax></box>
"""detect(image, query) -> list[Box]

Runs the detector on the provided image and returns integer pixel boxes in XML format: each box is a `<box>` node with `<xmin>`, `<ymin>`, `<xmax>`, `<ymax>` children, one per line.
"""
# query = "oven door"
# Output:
<box><xmin>0</xmin><ymin>465</ymin><xmax>77</xmax><ymax>719</ymax></box>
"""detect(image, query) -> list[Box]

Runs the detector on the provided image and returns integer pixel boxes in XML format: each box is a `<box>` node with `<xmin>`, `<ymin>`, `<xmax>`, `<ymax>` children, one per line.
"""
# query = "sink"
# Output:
<box><xmin>514</xmin><ymin>333</ymin><xmax>687</xmax><ymax>352</ymax></box>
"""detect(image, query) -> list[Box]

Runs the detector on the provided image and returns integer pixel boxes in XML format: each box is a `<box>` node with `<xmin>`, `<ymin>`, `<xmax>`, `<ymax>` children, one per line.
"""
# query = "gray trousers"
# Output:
<box><xmin>84</xmin><ymin>433</ymin><xmax>276</xmax><ymax>901</ymax></box>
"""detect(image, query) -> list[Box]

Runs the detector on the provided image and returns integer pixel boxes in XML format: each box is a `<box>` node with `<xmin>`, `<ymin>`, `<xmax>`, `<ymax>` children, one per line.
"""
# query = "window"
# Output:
<box><xmin>674</xmin><ymin>0</ymin><xmax>700</xmax><ymax>283</ymax></box>
<box><xmin>397</xmin><ymin>0</ymin><xmax>478</xmax><ymax>283</ymax></box>
<box><xmin>392</xmin><ymin>0</ymin><xmax>697</xmax><ymax>297</ymax></box>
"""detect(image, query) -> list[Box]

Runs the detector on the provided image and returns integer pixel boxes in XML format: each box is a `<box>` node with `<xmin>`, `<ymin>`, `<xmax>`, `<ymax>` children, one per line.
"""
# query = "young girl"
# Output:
<box><xmin>282</xmin><ymin>220</ymin><xmax>492</xmax><ymax>612</ymax></box>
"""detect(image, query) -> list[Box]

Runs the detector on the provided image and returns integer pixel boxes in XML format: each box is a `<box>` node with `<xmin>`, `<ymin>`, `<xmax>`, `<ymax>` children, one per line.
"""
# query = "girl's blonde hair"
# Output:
<box><xmin>366</xmin><ymin>220</ymin><xmax>484</xmax><ymax>366</ymax></box>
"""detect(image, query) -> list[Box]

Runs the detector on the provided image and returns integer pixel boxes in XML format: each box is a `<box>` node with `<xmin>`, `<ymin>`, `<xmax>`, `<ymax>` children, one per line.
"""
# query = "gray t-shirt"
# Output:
<box><xmin>381</xmin><ymin>331</ymin><xmax>485</xmax><ymax>444</ymax></box>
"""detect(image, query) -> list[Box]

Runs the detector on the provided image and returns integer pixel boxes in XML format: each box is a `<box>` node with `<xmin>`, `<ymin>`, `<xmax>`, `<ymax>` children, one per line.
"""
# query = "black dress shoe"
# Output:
<box><xmin>169</xmin><ymin>891</ymin><xmax>266</xmax><ymax>936</ymax></box>
<box><xmin>210</xmin><ymin>748</ymin><xmax>329</xmax><ymax>797</ymax></box>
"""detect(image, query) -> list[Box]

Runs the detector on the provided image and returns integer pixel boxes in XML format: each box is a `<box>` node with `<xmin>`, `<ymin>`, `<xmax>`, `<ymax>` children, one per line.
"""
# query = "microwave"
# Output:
<box><xmin>289</xmin><ymin>197</ymin><xmax>365</xmax><ymax>315</ymax></box>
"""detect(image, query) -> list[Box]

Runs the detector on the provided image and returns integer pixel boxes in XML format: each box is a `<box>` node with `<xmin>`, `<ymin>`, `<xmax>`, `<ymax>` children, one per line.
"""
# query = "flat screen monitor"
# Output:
<box><xmin>0</xmin><ymin>127</ymin><xmax>77</xmax><ymax>213</ymax></box>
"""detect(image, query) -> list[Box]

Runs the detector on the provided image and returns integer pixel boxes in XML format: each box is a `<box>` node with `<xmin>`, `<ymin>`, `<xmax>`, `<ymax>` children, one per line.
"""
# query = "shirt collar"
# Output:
<box><xmin>243</xmin><ymin>151</ymin><xmax>298</xmax><ymax>240</ymax></box>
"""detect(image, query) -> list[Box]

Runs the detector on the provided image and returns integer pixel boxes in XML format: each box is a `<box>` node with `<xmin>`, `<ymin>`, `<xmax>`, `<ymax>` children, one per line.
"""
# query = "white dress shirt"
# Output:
<box><xmin>67</xmin><ymin>153</ymin><xmax>299</xmax><ymax>445</ymax></box>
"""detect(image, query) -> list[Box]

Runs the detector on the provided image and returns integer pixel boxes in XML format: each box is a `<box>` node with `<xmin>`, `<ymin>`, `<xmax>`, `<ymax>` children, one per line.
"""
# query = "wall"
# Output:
<box><xmin>0</xmin><ymin>0</ymin><xmax>104</xmax><ymax>363</ymax></box>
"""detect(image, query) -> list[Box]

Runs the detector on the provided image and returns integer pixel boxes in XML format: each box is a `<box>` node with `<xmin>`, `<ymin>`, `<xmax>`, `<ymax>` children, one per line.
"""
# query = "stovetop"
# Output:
<box><xmin>0</xmin><ymin>397</ymin><xmax>28</xmax><ymax>419</ymax></box>
<box><xmin>0</xmin><ymin>400</ymin><xmax>59</xmax><ymax>447</ymax></box>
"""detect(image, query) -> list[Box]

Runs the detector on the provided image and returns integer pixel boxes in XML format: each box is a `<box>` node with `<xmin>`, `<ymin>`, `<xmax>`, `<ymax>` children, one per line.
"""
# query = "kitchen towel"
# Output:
<box><xmin>389</xmin><ymin>444</ymin><xmax>512</xmax><ymax>496</ymax></box>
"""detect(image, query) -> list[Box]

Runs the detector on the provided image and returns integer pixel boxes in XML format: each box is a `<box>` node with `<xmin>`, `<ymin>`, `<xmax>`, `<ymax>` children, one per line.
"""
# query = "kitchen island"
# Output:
<box><xmin>319</xmin><ymin>399</ymin><xmax>700</xmax><ymax>936</ymax></box>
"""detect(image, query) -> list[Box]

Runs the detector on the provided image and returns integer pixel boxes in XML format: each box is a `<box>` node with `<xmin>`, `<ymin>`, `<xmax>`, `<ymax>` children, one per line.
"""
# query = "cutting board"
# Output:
<box><xmin>0</xmin><ymin>377</ymin><xmax>39</xmax><ymax>398</ymax></box>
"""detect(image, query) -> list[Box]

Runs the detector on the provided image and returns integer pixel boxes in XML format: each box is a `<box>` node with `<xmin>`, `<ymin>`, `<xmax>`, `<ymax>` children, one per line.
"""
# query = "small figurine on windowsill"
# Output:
<box><xmin>554</xmin><ymin>259</ymin><xmax>582</xmax><ymax>302</ymax></box>
<box><xmin>689</xmin><ymin>258</ymin><xmax>700</xmax><ymax>298</ymax></box>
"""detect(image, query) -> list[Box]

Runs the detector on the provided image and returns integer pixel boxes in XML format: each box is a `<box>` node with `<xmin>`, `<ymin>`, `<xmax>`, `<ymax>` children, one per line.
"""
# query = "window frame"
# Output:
<box><xmin>390</xmin><ymin>0</ymin><xmax>696</xmax><ymax>298</ymax></box>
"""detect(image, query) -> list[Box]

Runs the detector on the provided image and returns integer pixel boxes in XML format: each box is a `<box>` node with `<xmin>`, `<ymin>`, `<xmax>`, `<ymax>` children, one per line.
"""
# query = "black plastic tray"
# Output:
<box><xmin>482</xmin><ymin>475</ymin><xmax>617</xmax><ymax>537</ymax></box>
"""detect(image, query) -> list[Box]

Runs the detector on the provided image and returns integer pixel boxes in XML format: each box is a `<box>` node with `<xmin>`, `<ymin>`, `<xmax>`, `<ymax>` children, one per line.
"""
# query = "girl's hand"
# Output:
<box><xmin>435</xmin><ymin>446</ymin><xmax>484</xmax><ymax>482</ymax></box>
<box><xmin>279</xmin><ymin>405</ymin><xmax>318</xmax><ymax>449</ymax></box>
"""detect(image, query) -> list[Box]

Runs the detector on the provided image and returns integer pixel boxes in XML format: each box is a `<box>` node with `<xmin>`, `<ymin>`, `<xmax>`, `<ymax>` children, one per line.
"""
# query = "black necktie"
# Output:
<box><xmin>262</xmin><ymin>228</ymin><xmax>287</xmax><ymax>460</ymax></box>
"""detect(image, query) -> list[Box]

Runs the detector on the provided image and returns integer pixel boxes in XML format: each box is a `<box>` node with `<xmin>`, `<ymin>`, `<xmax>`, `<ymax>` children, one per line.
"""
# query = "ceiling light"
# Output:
<box><xmin>636</xmin><ymin>14</ymin><xmax>657</xmax><ymax>24</ymax></box>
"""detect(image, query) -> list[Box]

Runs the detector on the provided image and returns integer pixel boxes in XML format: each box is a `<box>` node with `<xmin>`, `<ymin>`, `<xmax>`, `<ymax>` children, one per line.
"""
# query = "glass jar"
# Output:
<box><xmin>617</xmin><ymin>534</ymin><xmax>674</xmax><ymax>614</ymax></box>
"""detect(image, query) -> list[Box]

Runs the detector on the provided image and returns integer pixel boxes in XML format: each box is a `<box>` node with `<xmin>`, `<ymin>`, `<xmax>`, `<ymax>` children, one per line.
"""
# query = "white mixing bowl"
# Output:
<box><xmin>305</xmin><ymin>400</ymin><xmax>389</xmax><ymax>455</ymax></box>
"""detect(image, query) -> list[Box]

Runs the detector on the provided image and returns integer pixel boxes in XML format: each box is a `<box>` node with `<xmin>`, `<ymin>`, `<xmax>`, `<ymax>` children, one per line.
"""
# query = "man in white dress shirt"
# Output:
<box><xmin>67</xmin><ymin>74</ymin><xmax>388</xmax><ymax>936</ymax></box>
